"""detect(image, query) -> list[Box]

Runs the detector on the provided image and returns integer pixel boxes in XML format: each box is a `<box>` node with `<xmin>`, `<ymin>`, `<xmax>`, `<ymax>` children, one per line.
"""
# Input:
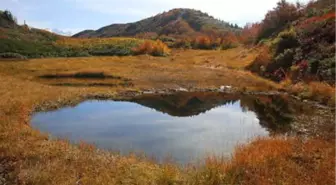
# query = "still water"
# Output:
<box><xmin>31</xmin><ymin>93</ymin><xmax>293</xmax><ymax>163</ymax></box>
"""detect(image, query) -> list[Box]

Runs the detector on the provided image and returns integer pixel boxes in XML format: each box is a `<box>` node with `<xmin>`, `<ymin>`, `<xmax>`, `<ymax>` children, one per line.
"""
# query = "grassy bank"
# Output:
<box><xmin>0</xmin><ymin>48</ymin><xmax>334</xmax><ymax>184</ymax></box>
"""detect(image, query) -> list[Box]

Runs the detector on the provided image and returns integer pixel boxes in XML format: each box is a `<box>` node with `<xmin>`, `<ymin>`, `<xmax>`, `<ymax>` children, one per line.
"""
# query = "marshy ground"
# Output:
<box><xmin>0</xmin><ymin>48</ymin><xmax>334</xmax><ymax>185</ymax></box>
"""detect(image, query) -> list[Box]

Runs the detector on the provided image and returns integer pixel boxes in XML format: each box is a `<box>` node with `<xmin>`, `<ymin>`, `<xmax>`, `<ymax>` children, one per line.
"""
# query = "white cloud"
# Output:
<box><xmin>51</xmin><ymin>29</ymin><xmax>73</xmax><ymax>36</ymax></box>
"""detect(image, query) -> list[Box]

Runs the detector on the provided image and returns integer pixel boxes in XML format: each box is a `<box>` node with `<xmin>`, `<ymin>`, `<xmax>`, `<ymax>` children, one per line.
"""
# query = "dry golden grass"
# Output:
<box><xmin>285</xmin><ymin>81</ymin><xmax>335</xmax><ymax>106</ymax></box>
<box><xmin>307</xmin><ymin>82</ymin><xmax>336</xmax><ymax>106</ymax></box>
<box><xmin>0</xmin><ymin>47</ymin><xmax>277</xmax><ymax>91</ymax></box>
<box><xmin>0</xmin><ymin>48</ymin><xmax>334</xmax><ymax>185</ymax></box>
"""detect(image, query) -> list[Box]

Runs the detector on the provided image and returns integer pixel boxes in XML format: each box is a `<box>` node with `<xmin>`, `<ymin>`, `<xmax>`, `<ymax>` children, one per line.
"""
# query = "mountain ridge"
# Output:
<box><xmin>73</xmin><ymin>8</ymin><xmax>241</xmax><ymax>38</ymax></box>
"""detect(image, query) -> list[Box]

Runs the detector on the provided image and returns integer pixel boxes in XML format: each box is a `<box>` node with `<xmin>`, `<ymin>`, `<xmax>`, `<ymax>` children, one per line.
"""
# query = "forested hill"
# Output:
<box><xmin>73</xmin><ymin>8</ymin><xmax>241</xmax><ymax>38</ymax></box>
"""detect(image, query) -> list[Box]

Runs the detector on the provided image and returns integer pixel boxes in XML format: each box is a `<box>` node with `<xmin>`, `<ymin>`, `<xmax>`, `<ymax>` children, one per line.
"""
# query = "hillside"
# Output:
<box><xmin>73</xmin><ymin>8</ymin><xmax>240</xmax><ymax>38</ymax></box>
<box><xmin>0</xmin><ymin>10</ymin><xmax>168</xmax><ymax>58</ymax></box>
<box><xmin>245</xmin><ymin>0</ymin><xmax>335</xmax><ymax>83</ymax></box>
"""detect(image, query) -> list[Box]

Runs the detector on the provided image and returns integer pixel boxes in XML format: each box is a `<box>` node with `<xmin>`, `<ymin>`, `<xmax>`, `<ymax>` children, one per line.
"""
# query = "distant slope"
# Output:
<box><xmin>72</xmin><ymin>29</ymin><xmax>95</xmax><ymax>38</ymax></box>
<box><xmin>0</xmin><ymin>10</ymin><xmax>66</xmax><ymax>58</ymax></box>
<box><xmin>0</xmin><ymin>10</ymin><xmax>146</xmax><ymax>58</ymax></box>
<box><xmin>73</xmin><ymin>8</ymin><xmax>240</xmax><ymax>38</ymax></box>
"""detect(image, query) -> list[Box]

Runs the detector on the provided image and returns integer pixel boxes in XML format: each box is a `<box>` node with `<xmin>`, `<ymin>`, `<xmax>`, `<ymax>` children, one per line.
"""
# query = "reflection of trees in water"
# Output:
<box><xmin>132</xmin><ymin>92</ymin><xmax>296</xmax><ymax>134</ymax></box>
<box><xmin>240</xmin><ymin>95</ymin><xmax>294</xmax><ymax>134</ymax></box>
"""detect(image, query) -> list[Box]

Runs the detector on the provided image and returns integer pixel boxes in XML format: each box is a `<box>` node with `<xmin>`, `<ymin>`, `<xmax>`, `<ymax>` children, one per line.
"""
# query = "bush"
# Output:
<box><xmin>307</xmin><ymin>82</ymin><xmax>335</xmax><ymax>105</ymax></box>
<box><xmin>319</xmin><ymin>56</ymin><xmax>335</xmax><ymax>81</ymax></box>
<box><xmin>0</xmin><ymin>52</ymin><xmax>27</xmax><ymax>60</ymax></box>
<box><xmin>246</xmin><ymin>46</ymin><xmax>272</xmax><ymax>75</ymax></box>
<box><xmin>271</xmin><ymin>28</ymin><xmax>299</xmax><ymax>56</ymax></box>
<box><xmin>172</xmin><ymin>39</ymin><xmax>192</xmax><ymax>49</ymax></box>
<box><xmin>132</xmin><ymin>40</ymin><xmax>171</xmax><ymax>56</ymax></box>
<box><xmin>273</xmin><ymin>49</ymin><xmax>295</xmax><ymax>70</ymax></box>
<box><xmin>220</xmin><ymin>42</ymin><xmax>238</xmax><ymax>50</ymax></box>
<box><xmin>193</xmin><ymin>36</ymin><xmax>212</xmax><ymax>49</ymax></box>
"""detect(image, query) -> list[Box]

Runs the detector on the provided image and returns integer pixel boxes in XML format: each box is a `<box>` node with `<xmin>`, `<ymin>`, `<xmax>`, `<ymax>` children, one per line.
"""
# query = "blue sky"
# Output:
<box><xmin>1</xmin><ymin>0</ymin><xmax>309</xmax><ymax>35</ymax></box>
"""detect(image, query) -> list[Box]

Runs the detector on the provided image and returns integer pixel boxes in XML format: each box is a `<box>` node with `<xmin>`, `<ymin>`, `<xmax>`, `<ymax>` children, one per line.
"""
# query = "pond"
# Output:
<box><xmin>31</xmin><ymin>92</ymin><xmax>297</xmax><ymax>164</ymax></box>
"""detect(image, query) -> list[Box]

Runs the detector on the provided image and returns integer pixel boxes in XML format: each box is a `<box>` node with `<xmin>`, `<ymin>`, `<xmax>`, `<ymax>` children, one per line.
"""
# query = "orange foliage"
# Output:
<box><xmin>222</xmin><ymin>32</ymin><xmax>238</xmax><ymax>43</ymax></box>
<box><xmin>297</xmin><ymin>11</ymin><xmax>336</xmax><ymax>29</ymax></box>
<box><xmin>191</xmin><ymin>32</ymin><xmax>239</xmax><ymax>50</ymax></box>
<box><xmin>132</xmin><ymin>40</ymin><xmax>171</xmax><ymax>56</ymax></box>
<box><xmin>307</xmin><ymin>81</ymin><xmax>335</xmax><ymax>105</ymax></box>
<box><xmin>257</xmin><ymin>46</ymin><xmax>271</xmax><ymax>64</ymax></box>
<box><xmin>239</xmin><ymin>23</ymin><xmax>261</xmax><ymax>44</ymax></box>
<box><xmin>225</xmin><ymin>137</ymin><xmax>335</xmax><ymax>185</ymax></box>
<box><xmin>220</xmin><ymin>32</ymin><xmax>239</xmax><ymax>49</ymax></box>
<box><xmin>203</xmin><ymin>137</ymin><xmax>335</xmax><ymax>185</ymax></box>
<box><xmin>194</xmin><ymin>35</ymin><xmax>211</xmax><ymax>49</ymax></box>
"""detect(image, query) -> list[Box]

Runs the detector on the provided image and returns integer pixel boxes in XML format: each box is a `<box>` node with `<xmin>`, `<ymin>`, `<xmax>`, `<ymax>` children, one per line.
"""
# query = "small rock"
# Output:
<box><xmin>177</xmin><ymin>87</ymin><xmax>188</xmax><ymax>92</ymax></box>
<box><xmin>143</xmin><ymin>91</ymin><xmax>154</xmax><ymax>94</ymax></box>
<box><xmin>220</xmin><ymin>85</ymin><xmax>232</xmax><ymax>92</ymax></box>
<box><xmin>297</xmin><ymin>128</ymin><xmax>308</xmax><ymax>135</ymax></box>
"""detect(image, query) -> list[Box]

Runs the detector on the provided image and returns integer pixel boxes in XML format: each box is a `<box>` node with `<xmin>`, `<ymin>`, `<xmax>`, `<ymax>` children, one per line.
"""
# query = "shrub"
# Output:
<box><xmin>240</xmin><ymin>23</ymin><xmax>261</xmax><ymax>45</ymax></box>
<box><xmin>173</xmin><ymin>39</ymin><xmax>192</xmax><ymax>49</ymax></box>
<box><xmin>246</xmin><ymin>46</ymin><xmax>272</xmax><ymax>75</ymax></box>
<box><xmin>132</xmin><ymin>40</ymin><xmax>171</xmax><ymax>56</ymax></box>
<box><xmin>193</xmin><ymin>36</ymin><xmax>212</xmax><ymax>49</ymax></box>
<box><xmin>271</xmin><ymin>27</ymin><xmax>299</xmax><ymax>56</ymax></box>
<box><xmin>273</xmin><ymin>49</ymin><xmax>295</xmax><ymax>70</ymax></box>
<box><xmin>0</xmin><ymin>52</ymin><xmax>27</xmax><ymax>60</ymax></box>
<box><xmin>220</xmin><ymin>42</ymin><xmax>238</xmax><ymax>50</ymax></box>
<box><xmin>319</xmin><ymin>56</ymin><xmax>335</xmax><ymax>82</ymax></box>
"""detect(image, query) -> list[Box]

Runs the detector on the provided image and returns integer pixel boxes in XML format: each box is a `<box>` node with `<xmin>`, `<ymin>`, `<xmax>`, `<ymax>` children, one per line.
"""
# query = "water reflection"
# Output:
<box><xmin>31</xmin><ymin>92</ymin><xmax>297</xmax><ymax>163</ymax></box>
<box><xmin>131</xmin><ymin>92</ymin><xmax>296</xmax><ymax>133</ymax></box>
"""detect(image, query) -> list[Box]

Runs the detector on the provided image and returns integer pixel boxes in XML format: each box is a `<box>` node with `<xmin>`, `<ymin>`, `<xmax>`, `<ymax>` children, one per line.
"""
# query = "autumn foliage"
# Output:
<box><xmin>132</xmin><ymin>40</ymin><xmax>171</xmax><ymax>56</ymax></box>
<box><xmin>193</xmin><ymin>36</ymin><xmax>212</xmax><ymax>49</ymax></box>
<box><xmin>239</xmin><ymin>23</ymin><xmax>261</xmax><ymax>45</ymax></box>
<box><xmin>256</xmin><ymin>0</ymin><xmax>302</xmax><ymax>42</ymax></box>
<box><xmin>297</xmin><ymin>11</ymin><xmax>335</xmax><ymax>29</ymax></box>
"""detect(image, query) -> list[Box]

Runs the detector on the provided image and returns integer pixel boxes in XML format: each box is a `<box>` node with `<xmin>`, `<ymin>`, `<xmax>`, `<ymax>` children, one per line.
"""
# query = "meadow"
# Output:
<box><xmin>0</xmin><ymin>48</ymin><xmax>334</xmax><ymax>185</ymax></box>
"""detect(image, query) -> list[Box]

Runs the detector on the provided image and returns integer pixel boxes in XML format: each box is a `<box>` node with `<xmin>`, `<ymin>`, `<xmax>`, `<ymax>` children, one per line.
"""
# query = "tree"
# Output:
<box><xmin>256</xmin><ymin>0</ymin><xmax>301</xmax><ymax>42</ymax></box>
<box><xmin>3</xmin><ymin>10</ymin><xmax>17</xmax><ymax>23</ymax></box>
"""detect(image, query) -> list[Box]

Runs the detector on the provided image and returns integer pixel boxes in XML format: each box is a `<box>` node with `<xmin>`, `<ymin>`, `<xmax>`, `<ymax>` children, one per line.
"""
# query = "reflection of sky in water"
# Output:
<box><xmin>31</xmin><ymin>100</ymin><xmax>268</xmax><ymax>163</ymax></box>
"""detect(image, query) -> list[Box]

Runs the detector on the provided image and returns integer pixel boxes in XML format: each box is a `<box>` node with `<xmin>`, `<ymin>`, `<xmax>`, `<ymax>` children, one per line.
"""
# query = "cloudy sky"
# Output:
<box><xmin>1</xmin><ymin>0</ymin><xmax>309</xmax><ymax>35</ymax></box>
